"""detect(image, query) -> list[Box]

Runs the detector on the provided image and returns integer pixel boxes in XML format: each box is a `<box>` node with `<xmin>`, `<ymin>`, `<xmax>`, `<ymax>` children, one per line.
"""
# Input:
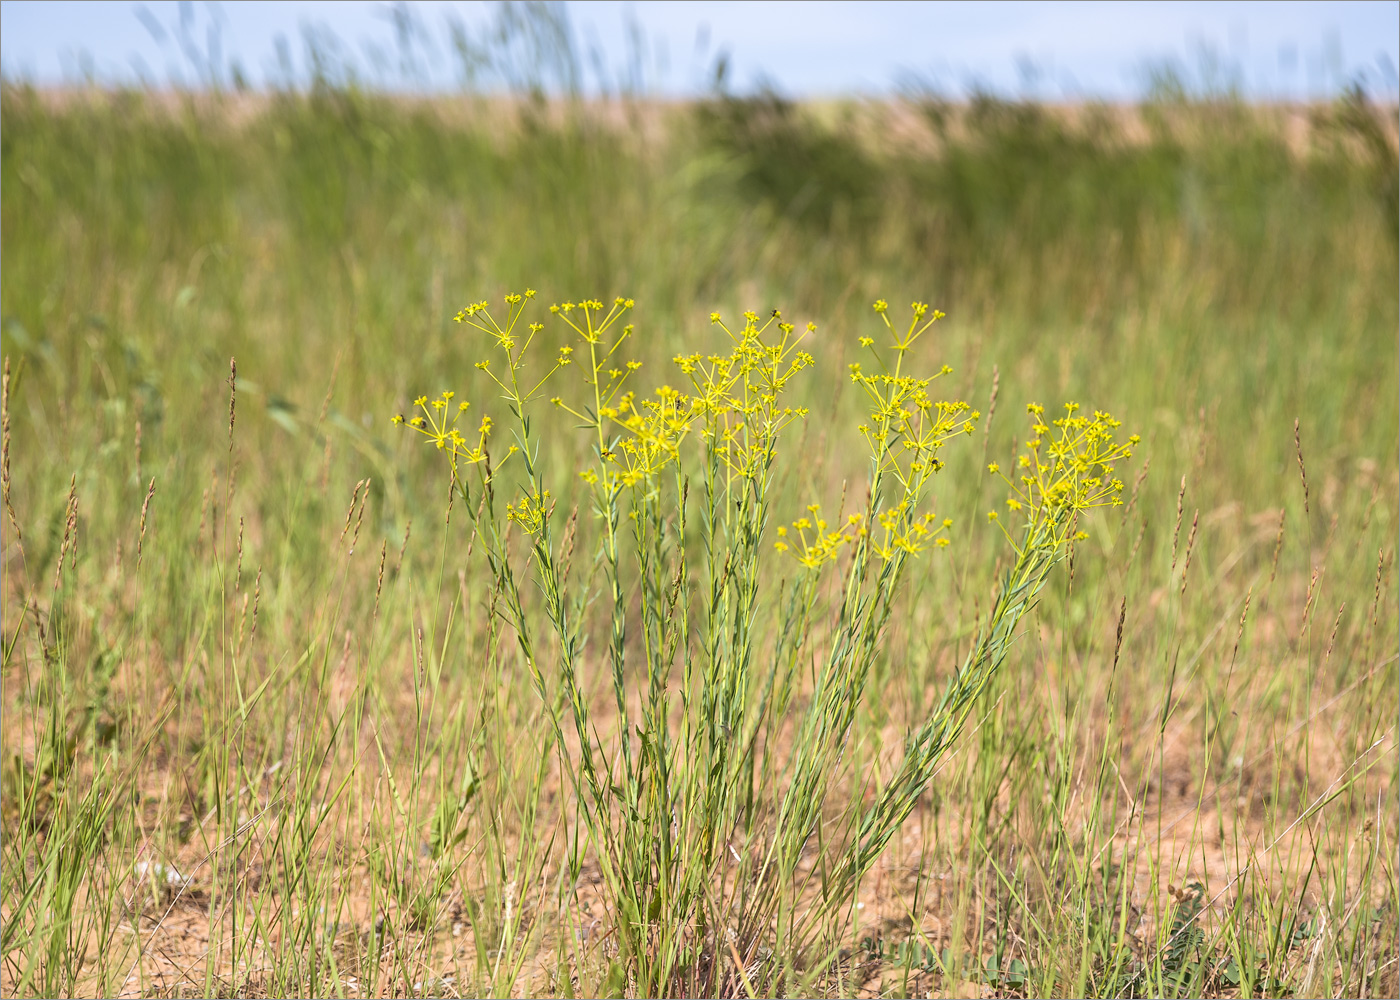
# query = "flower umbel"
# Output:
<box><xmin>506</xmin><ymin>489</ymin><xmax>550</xmax><ymax>535</ymax></box>
<box><xmin>849</xmin><ymin>301</ymin><xmax>976</xmax><ymax>506</ymax></box>
<box><xmin>987</xmin><ymin>402</ymin><xmax>1139</xmax><ymax>553</ymax></box>
<box><xmin>391</xmin><ymin>391</ymin><xmax>491</xmax><ymax>476</ymax></box>
<box><xmin>673</xmin><ymin>310</ymin><xmax>815</xmax><ymax>484</ymax></box>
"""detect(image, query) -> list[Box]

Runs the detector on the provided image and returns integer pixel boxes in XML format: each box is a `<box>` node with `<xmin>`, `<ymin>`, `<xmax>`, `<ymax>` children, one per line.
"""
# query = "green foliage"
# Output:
<box><xmin>697</xmin><ymin>91</ymin><xmax>886</xmax><ymax>230</ymax></box>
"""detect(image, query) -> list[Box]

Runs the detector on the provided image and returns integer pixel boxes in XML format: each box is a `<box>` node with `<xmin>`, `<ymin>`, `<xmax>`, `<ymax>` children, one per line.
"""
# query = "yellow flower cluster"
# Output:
<box><xmin>506</xmin><ymin>489</ymin><xmax>551</xmax><ymax>534</ymax></box>
<box><xmin>549</xmin><ymin>297</ymin><xmax>635</xmax><ymax>334</ymax></box>
<box><xmin>774</xmin><ymin>505</ymin><xmax>860</xmax><ymax>569</ymax></box>
<box><xmin>547</xmin><ymin>297</ymin><xmax>693</xmax><ymax>491</ymax></box>
<box><xmin>870</xmin><ymin>503</ymin><xmax>953</xmax><ymax>560</ymax></box>
<box><xmin>390</xmin><ymin>391</ymin><xmax>493</xmax><ymax>476</ymax></box>
<box><xmin>394</xmin><ymin>295</ymin><xmax>979</xmax><ymax>568</ymax></box>
<box><xmin>454</xmin><ymin>290</ymin><xmax>575</xmax><ymax>406</ymax></box>
<box><xmin>777</xmin><ymin>300</ymin><xmax>972</xmax><ymax>570</ymax></box>
<box><xmin>610</xmin><ymin>385</ymin><xmax>694</xmax><ymax>487</ymax></box>
<box><xmin>674</xmin><ymin>310</ymin><xmax>814</xmax><ymax>482</ymax></box>
<box><xmin>399</xmin><ymin>293</ymin><xmax>705</xmax><ymax>501</ymax></box>
<box><xmin>848</xmin><ymin>300</ymin><xmax>976</xmax><ymax>502</ymax></box>
<box><xmin>395</xmin><ymin>293</ymin><xmax>562</xmax><ymax>483</ymax></box>
<box><xmin>986</xmin><ymin>402</ymin><xmax>1139</xmax><ymax>552</ymax></box>
<box><xmin>773</xmin><ymin>501</ymin><xmax>955</xmax><ymax>569</ymax></box>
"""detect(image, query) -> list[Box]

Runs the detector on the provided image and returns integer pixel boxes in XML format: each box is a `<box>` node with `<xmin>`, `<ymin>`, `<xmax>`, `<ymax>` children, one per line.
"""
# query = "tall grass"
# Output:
<box><xmin>1</xmin><ymin>74</ymin><xmax>1396</xmax><ymax>997</ymax></box>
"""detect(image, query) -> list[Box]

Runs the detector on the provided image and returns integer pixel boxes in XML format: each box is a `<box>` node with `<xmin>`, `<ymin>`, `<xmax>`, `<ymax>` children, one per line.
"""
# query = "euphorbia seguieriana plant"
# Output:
<box><xmin>392</xmin><ymin>292</ymin><xmax>1137</xmax><ymax>995</ymax></box>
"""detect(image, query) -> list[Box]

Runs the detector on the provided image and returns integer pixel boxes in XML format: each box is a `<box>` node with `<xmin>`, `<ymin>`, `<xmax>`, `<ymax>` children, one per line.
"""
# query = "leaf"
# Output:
<box><xmin>267</xmin><ymin>397</ymin><xmax>301</xmax><ymax>436</ymax></box>
<box><xmin>1004</xmin><ymin>957</ymin><xmax>1029</xmax><ymax>986</ymax></box>
<box><xmin>601</xmin><ymin>960</ymin><xmax>627</xmax><ymax>999</ymax></box>
<box><xmin>1220</xmin><ymin>958</ymin><xmax>1241</xmax><ymax>987</ymax></box>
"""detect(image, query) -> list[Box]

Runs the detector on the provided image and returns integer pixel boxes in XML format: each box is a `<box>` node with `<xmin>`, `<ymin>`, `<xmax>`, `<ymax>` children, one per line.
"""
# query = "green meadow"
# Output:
<box><xmin>1</xmin><ymin>77</ymin><xmax>1396</xmax><ymax>997</ymax></box>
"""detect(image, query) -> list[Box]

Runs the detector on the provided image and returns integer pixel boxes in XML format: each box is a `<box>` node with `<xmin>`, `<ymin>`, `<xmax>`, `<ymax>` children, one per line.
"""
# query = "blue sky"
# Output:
<box><xmin>1</xmin><ymin>1</ymin><xmax>1396</xmax><ymax>99</ymax></box>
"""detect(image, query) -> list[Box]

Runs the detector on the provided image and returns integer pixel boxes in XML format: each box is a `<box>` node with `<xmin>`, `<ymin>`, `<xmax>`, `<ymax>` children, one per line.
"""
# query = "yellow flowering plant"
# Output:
<box><xmin>391</xmin><ymin>292</ymin><xmax>1137</xmax><ymax>995</ymax></box>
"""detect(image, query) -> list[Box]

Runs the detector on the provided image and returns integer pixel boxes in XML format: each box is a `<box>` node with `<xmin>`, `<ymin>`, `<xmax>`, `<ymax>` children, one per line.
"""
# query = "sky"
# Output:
<box><xmin>1</xmin><ymin>0</ymin><xmax>1397</xmax><ymax>100</ymax></box>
